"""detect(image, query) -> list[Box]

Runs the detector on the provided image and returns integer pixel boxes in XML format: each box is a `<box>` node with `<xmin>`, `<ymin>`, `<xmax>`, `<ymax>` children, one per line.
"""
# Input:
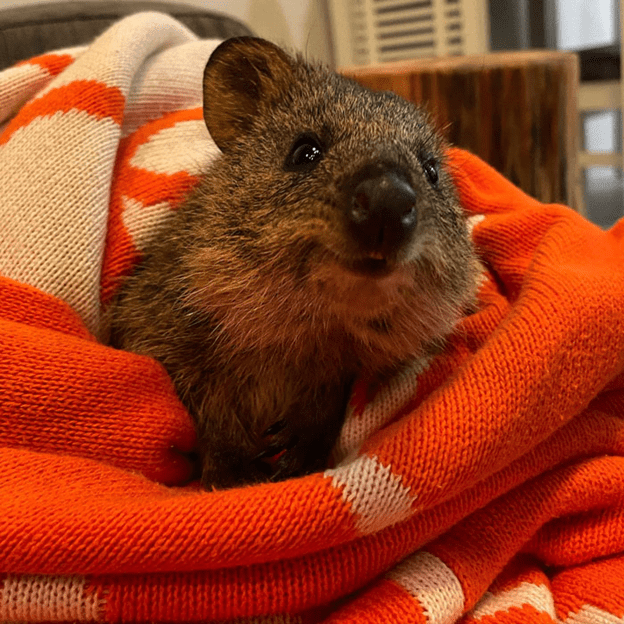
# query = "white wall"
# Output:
<box><xmin>554</xmin><ymin>0</ymin><xmax>620</xmax><ymax>165</ymax></box>
<box><xmin>555</xmin><ymin>0</ymin><xmax>617</xmax><ymax>49</ymax></box>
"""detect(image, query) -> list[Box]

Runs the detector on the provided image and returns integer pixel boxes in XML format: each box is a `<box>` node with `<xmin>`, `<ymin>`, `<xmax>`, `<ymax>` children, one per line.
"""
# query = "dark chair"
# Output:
<box><xmin>0</xmin><ymin>1</ymin><xmax>253</xmax><ymax>71</ymax></box>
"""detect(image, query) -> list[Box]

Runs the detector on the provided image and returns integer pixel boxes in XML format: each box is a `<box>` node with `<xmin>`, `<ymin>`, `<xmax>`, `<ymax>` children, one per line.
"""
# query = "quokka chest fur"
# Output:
<box><xmin>110</xmin><ymin>37</ymin><xmax>479</xmax><ymax>489</ymax></box>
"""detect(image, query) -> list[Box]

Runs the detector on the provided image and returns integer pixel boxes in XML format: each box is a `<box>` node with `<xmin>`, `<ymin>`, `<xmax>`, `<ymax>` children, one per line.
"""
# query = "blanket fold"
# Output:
<box><xmin>1</xmin><ymin>12</ymin><xmax>623</xmax><ymax>624</ymax></box>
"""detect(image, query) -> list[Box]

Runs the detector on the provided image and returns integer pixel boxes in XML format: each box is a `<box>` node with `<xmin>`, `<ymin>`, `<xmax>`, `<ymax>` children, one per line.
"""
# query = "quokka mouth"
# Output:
<box><xmin>348</xmin><ymin>257</ymin><xmax>395</xmax><ymax>277</ymax></box>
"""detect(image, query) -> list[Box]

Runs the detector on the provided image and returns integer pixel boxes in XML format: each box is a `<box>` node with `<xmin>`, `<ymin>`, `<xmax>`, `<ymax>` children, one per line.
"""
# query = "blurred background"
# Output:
<box><xmin>0</xmin><ymin>0</ymin><xmax>622</xmax><ymax>228</ymax></box>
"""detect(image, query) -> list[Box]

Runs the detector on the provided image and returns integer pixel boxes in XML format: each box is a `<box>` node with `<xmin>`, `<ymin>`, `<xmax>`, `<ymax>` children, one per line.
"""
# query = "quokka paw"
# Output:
<box><xmin>253</xmin><ymin>419</ymin><xmax>304</xmax><ymax>482</ymax></box>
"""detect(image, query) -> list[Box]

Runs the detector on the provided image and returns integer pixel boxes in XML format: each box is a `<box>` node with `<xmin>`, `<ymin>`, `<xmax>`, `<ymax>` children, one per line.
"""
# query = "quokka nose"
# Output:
<box><xmin>349</xmin><ymin>172</ymin><xmax>418</xmax><ymax>257</ymax></box>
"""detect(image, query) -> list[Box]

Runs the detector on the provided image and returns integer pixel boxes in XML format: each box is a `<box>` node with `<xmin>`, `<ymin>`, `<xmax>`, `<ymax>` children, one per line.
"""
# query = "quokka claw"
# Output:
<box><xmin>263</xmin><ymin>420</ymin><xmax>287</xmax><ymax>437</ymax></box>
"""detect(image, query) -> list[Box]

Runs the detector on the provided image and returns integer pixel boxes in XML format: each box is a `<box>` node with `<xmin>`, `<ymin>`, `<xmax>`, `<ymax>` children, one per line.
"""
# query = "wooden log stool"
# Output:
<box><xmin>342</xmin><ymin>51</ymin><xmax>581</xmax><ymax>213</ymax></box>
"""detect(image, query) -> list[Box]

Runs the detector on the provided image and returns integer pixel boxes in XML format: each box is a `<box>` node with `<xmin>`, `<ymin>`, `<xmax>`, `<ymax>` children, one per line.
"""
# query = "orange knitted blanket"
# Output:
<box><xmin>1</xmin><ymin>13</ymin><xmax>624</xmax><ymax>624</ymax></box>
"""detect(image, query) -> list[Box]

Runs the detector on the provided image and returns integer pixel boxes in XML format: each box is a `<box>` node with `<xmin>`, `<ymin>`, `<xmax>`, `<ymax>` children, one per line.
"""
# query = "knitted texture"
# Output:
<box><xmin>1</xmin><ymin>12</ymin><xmax>624</xmax><ymax>624</ymax></box>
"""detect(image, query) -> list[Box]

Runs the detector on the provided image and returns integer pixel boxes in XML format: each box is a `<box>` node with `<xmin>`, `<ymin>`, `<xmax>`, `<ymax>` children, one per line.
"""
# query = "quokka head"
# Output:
<box><xmin>182</xmin><ymin>37</ymin><xmax>479</xmax><ymax>368</ymax></box>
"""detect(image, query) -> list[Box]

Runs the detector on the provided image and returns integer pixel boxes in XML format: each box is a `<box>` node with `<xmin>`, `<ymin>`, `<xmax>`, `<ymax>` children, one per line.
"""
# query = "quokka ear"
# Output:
<box><xmin>203</xmin><ymin>37</ymin><xmax>295</xmax><ymax>152</ymax></box>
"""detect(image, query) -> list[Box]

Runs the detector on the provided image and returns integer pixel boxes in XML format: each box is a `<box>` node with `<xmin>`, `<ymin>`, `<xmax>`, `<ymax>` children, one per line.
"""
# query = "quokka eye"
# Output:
<box><xmin>422</xmin><ymin>158</ymin><xmax>440</xmax><ymax>187</ymax></box>
<box><xmin>285</xmin><ymin>133</ymin><xmax>324</xmax><ymax>171</ymax></box>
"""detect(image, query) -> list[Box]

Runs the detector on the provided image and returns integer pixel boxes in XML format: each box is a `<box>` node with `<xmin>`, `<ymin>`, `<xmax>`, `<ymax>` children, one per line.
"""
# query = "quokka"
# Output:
<box><xmin>110</xmin><ymin>37</ymin><xmax>479</xmax><ymax>489</ymax></box>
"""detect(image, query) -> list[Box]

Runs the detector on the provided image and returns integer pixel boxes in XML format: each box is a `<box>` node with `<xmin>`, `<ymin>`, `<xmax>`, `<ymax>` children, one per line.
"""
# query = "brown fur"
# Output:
<box><xmin>109</xmin><ymin>38</ymin><xmax>480</xmax><ymax>489</ymax></box>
